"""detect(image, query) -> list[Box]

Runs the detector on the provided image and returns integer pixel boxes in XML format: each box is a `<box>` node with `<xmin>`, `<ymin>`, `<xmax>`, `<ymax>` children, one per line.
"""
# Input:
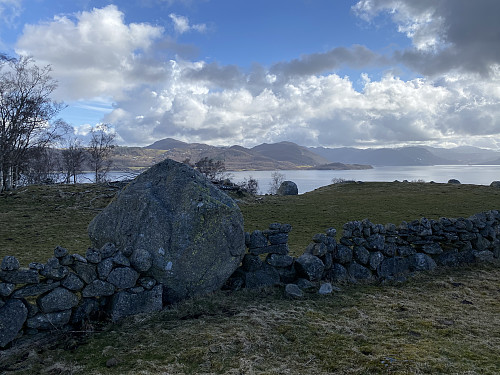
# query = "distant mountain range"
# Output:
<box><xmin>111</xmin><ymin>138</ymin><xmax>500</xmax><ymax>171</ymax></box>
<box><xmin>310</xmin><ymin>145</ymin><xmax>500</xmax><ymax>166</ymax></box>
<box><xmin>142</xmin><ymin>138</ymin><xmax>370</xmax><ymax>171</ymax></box>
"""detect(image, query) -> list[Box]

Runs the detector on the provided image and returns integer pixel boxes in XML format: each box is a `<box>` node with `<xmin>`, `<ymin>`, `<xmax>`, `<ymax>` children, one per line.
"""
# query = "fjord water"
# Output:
<box><xmin>230</xmin><ymin>165</ymin><xmax>500</xmax><ymax>194</ymax></box>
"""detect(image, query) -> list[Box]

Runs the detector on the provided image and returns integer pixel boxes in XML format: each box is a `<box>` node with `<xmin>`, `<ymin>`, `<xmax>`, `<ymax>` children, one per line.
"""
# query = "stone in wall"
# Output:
<box><xmin>0</xmin><ymin>299</ymin><xmax>27</xmax><ymax>347</ymax></box>
<box><xmin>27</xmin><ymin>310</ymin><xmax>72</xmax><ymax>330</ymax></box>
<box><xmin>349</xmin><ymin>262</ymin><xmax>373</xmax><ymax>280</ymax></box>
<box><xmin>244</xmin><ymin>264</ymin><xmax>280</xmax><ymax>289</ymax></box>
<box><xmin>324</xmin><ymin>263</ymin><xmax>349</xmax><ymax>283</ymax></box>
<box><xmin>226</xmin><ymin>223</ymin><xmax>294</xmax><ymax>288</ymax></box>
<box><xmin>409</xmin><ymin>253</ymin><xmax>437</xmax><ymax>272</ymax></box>
<box><xmin>109</xmin><ymin>284</ymin><xmax>163</xmax><ymax>321</ymax></box>
<box><xmin>295</xmin><ymin>253</ymin><xmax>324</xmax><ymax>281</ymax></box>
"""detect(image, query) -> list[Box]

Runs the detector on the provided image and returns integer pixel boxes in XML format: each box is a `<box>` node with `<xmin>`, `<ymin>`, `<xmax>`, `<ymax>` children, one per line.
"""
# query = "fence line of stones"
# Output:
<box><xmin>225</xmin><ymin>210</ymin><xmax>500</xmax><ymax>297</ymax></box>
<box><xmin>1</xmin><ymin>210</ymin><xmax>499</xmax><ymax>348</ymax></box>
<box><xmin>0</xmin><ymin>244</ymin><xmax>163</xmax><ymax>348</ymax></box>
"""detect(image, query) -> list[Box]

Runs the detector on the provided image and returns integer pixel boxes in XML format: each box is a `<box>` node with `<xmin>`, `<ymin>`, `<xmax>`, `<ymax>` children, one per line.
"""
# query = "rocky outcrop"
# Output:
<box><xmin>88</xmin><ymin>159</ymin><xmax>246</xmax><ymax>303</ymax></box>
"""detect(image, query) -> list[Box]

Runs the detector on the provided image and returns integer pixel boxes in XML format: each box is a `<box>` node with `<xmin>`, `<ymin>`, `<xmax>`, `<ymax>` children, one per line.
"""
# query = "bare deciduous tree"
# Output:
<box><xmin>19</xmin><ymin>146</ymin><xmax>63</xmax><ymax>185</ymax></box>
<box><xmin>0</xmin><ymin>55</ymin><xmax>65</xmax><ymax>191</ymax></box>
<box><xmin>87</xmin><ymin>124</ymin><xmax>116</xmax><ymax>183</ymax></box>
<box><xmin>62</xmin><ymin>137</ymin><xmax>87</xmax><ymax>184</ymax></box>
<box><xmin>194</xmin><ymin>157</ymin><xmax>227</xmax><ymax>182</ymax></box>
<box><xmin>268</xmin><ymin>171</ymin><xmax>285</xmax><ymax>195</ymax></box>
<box><xmin>240</xmin><ymin>176</ymin><xmax>259</xmax><ymax>195</ymax></box>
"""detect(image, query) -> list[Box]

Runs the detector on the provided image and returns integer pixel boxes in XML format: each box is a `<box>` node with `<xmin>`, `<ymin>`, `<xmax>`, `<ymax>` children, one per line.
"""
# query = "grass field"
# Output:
<box><xmin>3</xmin><ymin>181</ymin><xmax>500</xmax><ymax>262</ymax></box>
<box><xmin>1</xmin><ymin>181</ymin><xmax>500</xmax><ymax>374</ymax></box>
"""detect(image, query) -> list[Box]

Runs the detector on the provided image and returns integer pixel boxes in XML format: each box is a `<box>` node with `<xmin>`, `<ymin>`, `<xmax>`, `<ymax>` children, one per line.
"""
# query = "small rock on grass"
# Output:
<box><xmin>318</xmin><ymin>282</ymin><xmax>333</xmax><ymax>295</ymax></box>
<box><xmin>285</xmin><ymin>284</ymin><xmax>303</xmax><ymax>298</ymax></box>
<box><xmin>106</xmin><ymin>357</ymin><xmax>119</xmax><ymax>367</ymax></box>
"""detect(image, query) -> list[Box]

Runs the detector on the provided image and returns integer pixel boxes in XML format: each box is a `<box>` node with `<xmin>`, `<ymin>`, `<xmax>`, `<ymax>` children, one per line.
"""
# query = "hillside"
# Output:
<box><xmin>310</xmin><ymin>146</ymin><xmax>451</xmax><ymax>166</ymax></box>
<box><xmin>424</xmin><ymin>146</ymin><xmax>500</xmax><ymax>164</ymax></box>
<box><xmin>251</xmin><ymin>141</ymin><xmax>330</xmax><ymax>166</ymax></box>
<box><xmin>113</xmin><ymin>140</ymin><xmax>500</xmax><ymax>170</ymax></box>
<box><xmin>110</xmin><ymin>147</ymin><xmax>168</xmax><ymax>170</ymax></box>
<box><xmin>114</xmin><ymin>139</ymin><xmax>372</xmax><ymax>171</ymax></box>
<box><xmin>146</xmin><ymin>138</ymin><xmax>189</xmax><ymax>150</ymax></box>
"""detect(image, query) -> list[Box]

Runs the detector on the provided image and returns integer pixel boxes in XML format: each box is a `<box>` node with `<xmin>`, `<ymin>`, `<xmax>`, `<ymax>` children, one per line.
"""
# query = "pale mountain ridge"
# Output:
<box><xmin>139</xmin><ymin>138</ymin><xmax>370</xmax><ymax>170</ymax></box>
<box><xmin>125</xmin><ymin>138</ymin><xmax>500</xmax><ymax>171</ymax></box>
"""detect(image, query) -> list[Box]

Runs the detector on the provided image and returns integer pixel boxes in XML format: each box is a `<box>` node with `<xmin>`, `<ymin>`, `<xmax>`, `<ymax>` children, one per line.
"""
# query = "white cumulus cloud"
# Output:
<box><xmin>13</xmin><ymin>4</ymin><xmax>500</xmax><ymax>150</ymax></box>
<box><xmin>0</xmin><ymin>0</ymin><xmax>22</xmax><ymax>27</ymax></box>
<box><xmin>16</xmin><ymin>5</ymin><xmax>165</xmax><ymax>101</ymax></box>
<box><xmin>169</xmin><ymin>13</ymin><xmax>207</xmax><ymax>34</ymax></box>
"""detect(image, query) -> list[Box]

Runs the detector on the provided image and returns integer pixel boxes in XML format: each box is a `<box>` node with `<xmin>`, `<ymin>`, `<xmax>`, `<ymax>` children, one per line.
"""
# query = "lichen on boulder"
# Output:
<box><xmin>88</xmin><ymin>159</ymin><xmax>246</xmax><ymax>303</ymax></box>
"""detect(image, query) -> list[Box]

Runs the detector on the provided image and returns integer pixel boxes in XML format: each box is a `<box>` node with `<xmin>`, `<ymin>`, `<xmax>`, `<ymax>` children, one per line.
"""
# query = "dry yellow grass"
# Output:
<box><xmin>2</xmin><ymin>264</ymin><xmax>499</xmax><ymax>374</ymax></box>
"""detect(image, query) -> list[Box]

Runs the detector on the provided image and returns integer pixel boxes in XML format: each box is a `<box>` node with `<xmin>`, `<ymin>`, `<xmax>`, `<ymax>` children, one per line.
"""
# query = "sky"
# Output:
<box><xmin>1</xmin><ymin>0</ymin><xmax>500</xmax><ymax>149</ymax></box>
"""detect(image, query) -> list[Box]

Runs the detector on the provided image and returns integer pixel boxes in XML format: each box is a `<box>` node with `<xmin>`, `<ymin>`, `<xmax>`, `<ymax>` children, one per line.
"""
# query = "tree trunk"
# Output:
<box><xmin>0</xmin><ymin>168</ymin><xmax>3</xmax><ymax>192</ymax></box>
<box><xmin>5</xmin><ymin>164</ymin><xmax>12</xmax><ymax>190</ymax></box>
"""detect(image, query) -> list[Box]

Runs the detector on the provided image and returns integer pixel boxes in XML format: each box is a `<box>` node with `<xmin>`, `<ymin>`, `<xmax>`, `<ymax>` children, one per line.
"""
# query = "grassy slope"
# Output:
<box><xmin>1</xmin><ymin>182</ymin><xmax>500</xmax><ymax>374</ymax></box>
<box><xmin>0</xmin><ymin>184</ymin><xmax>116</xmax><ymax>265</ymax></box>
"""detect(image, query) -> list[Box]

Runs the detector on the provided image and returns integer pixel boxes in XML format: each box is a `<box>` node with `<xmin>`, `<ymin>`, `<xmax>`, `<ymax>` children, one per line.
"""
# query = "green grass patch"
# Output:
<box><xmin>0</xmin><ymin>184</ymin><xmax>116</xmax><ymax>264</ymax></box>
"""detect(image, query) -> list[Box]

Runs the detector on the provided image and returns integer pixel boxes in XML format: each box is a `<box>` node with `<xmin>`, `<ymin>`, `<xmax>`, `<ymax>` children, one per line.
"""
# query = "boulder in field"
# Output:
<box><xmin>88</xmin><ymin>159</ymin><xmax>246</xmax><ymax>303</ymax></box>
<box><xmin>277</xmin><ymin>181</ymin><xmax>298</xmax><ymax>196</ymax></box>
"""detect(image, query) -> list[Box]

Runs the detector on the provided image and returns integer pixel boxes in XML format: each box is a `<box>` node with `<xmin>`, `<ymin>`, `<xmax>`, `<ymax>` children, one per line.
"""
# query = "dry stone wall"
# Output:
<box><xmin>226</xmin><ymin>210</ymin><xmax>500</xmax><ymax>296</ymax></box>
<box><xmin>1</xmin><ymin>210</ymin><xmax>499</xmax><ymax>348</ymax></box>
<box><xmin>0</xmin><ymin>243</ymin><xmax>163</xmax><ymax>348</ymax></box>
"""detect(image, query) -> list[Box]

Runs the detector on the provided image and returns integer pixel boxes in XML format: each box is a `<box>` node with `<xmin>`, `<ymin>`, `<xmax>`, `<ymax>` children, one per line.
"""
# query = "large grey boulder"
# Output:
<box><xmin>88</xmin><ymin>159</ymin><xmax>246</xmax><ymax>303</ymax></box>
<box><xmin>277</xmin><ymin>181</ymin><xmax>298</xmax><ymax>196</ymax></box>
